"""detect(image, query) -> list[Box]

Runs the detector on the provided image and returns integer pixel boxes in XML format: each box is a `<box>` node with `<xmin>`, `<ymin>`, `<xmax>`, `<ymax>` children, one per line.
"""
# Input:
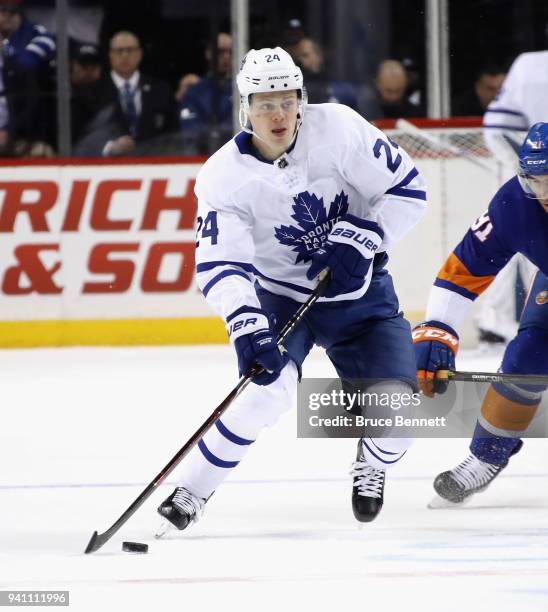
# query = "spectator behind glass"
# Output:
<box><xmin>282</xmin><ymin>18</ymin><xmax>305</xmax><ymax>48</ymax></box>
<box><xmin>178</xmin><ymin>32</ymin><xmax>233</xmax><ymax>154</ymax></box>
<box><xmin>401</xmin><ymin>55</ymin><xmax>422</xmax><ymax>109</ymax></box>
<box><xmin>290</xmin><ymin>37</ymin><xmax>358</xmax><ymax>109</ymax></box>
<box><xmin>452</xmin><ymin>64</ymin><xmax>506</xmax><ymax>116</ymax></box>
<box><xmin>72</xmin><ymin>30</ymin><xmax>178</xmax><ymax>157</ymax></box>
<box><xmin>359</xmin><ymin>59</ymin><xmax>425</xmax><ymax>120</ymax></box>
<box><xmin>70</xmin><ymin>41</ymin><xmax>101</xmax><ymax>86</ymax></box>
<box><xmin>0</xmin><ymin>0</ymin><xmax>56</xmax><ymax>157</ymax></box>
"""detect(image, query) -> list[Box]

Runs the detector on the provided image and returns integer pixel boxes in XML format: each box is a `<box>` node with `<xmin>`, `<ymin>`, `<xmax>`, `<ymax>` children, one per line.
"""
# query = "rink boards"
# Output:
<box><xmin>0</xmin><ymin>149</ymin><xmax>498</xmax><ymax>347</ymax></box>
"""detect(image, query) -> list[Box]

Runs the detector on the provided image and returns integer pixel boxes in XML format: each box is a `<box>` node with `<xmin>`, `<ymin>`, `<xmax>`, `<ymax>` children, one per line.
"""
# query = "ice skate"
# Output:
<box><xmin>155</xmin><ymin>487</ymin><xmax>207</xmax><ymax>538</ymax></box>
<box><xmin>428</xmin><ymin>442</ymin><xmax>523</xmax><ymax>508</ymax></box>
<box><xmin>350</xmin><ymin>439</ymin><xmax>386</xmax><ymax>522</ymax></box>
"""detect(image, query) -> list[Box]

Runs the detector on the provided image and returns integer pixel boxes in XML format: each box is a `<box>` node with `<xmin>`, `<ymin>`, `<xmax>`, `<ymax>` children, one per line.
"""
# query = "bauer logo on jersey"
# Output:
<box><xmin>274</xmin><ymin>190</ymin><xmax>349</xmax><ymax>264</ymax></box>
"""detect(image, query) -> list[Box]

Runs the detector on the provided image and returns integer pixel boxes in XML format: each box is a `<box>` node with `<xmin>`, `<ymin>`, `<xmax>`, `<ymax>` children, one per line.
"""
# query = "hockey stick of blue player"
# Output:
<box><xmin>448</xmin><ymin>370</ymin><xmax>548</xmax><ymax>385</ymax></box>
<box><xmin>84</xmin><ymin>269</ymin><xmax>331</xmax><ymax>554</ymax></box>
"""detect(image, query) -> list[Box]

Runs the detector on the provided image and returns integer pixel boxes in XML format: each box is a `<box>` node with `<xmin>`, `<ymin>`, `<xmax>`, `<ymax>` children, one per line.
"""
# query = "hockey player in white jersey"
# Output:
<box><xmin>484</xmin><ymin>50</ymin><xmax>548</xmax><ymax>161</ymax></box>
<box><xmin>157</xmin><ymin>47</ymin><xmax>427</xmax><ymax>531</ymax></box>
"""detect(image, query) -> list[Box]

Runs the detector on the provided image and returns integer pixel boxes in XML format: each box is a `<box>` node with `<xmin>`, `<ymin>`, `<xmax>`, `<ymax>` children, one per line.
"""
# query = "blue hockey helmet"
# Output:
<box><xmin>518</xmin><ymin>122</ymin><xmax>548</xmax><ymax>200</ymax></box>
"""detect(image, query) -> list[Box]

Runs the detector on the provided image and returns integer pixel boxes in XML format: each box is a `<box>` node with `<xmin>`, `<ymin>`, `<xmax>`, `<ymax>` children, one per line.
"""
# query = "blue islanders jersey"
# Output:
<box><xmin>426</xmin><ymin>176</ymin><xmax>548</xmax><ymax>329</ymax></box>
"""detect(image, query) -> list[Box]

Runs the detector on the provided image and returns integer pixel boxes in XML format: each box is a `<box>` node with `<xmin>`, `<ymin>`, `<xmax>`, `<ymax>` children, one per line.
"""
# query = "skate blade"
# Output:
<box><xmin>154</xmin><ymin>519</ymin><xmax>174</xmax><ymax>539</ymax></box>
<box><xmin>427</xmin><ymin>494</ymin><xmax>471</xmax><ymax>509</ymax></box>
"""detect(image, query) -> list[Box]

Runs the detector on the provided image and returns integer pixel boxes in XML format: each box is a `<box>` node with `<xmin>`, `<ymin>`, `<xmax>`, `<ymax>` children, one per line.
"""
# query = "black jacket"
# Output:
<box><xmin>72</xmin><ymin>72</ymin><xmax>178</xmax><ymax>156</ymax></box>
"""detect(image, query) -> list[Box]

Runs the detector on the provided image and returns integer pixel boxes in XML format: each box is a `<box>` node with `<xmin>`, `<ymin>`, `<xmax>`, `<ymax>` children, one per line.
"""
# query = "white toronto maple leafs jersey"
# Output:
<box><xmin>194</xmin><ymin>103</ymin><xmax>427</xmax><ymax>321</ymax></box>
<box><xmin>483</xmin><ymin>51</ymin><xmax>548</xmax><ymax>165</ymax></box>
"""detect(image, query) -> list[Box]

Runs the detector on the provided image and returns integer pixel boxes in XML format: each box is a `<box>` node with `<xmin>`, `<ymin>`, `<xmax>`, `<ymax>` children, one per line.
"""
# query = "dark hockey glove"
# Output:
<box><xmin>306</xmin><ymin>214</ymin><xmax>384</xmax><ymax>298</ymax></box>
<box><xmin>227</xmin><ymin>306</ymin><xmax>288</xmax><ymax>386</ymax></box>
<box><xmin>412</xmin><ymin>320</ymin><xmax>459</xmax><ymax>397</ymax></box>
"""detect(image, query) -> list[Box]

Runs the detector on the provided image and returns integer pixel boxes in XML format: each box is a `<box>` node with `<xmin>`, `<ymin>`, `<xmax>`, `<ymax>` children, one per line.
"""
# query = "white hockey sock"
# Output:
<box><xmin>360</xmin><ymin>436</ymin><xmax>413</xmax><ymax>470</ymax></box>
<box><xmin>359</xmin><ymin>380</ymin><xmax>414</xmax><ymax>469</ymax></box>
<box><xmin>176</xmin><ymin>362</ymin><xmax>299</xmax><ymax>499</ymax></box>
<box><xmin>176</xmin><ymin>418</ymin><xmax>255</xmax><ymax>499</ymax></box>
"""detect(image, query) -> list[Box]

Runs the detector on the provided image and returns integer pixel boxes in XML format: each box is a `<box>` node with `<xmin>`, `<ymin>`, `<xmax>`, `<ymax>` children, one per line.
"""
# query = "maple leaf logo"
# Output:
<box><xmin>274</xmin><ymin>190</ymin><xmax>349</xmax><ymax>264</ymax></box>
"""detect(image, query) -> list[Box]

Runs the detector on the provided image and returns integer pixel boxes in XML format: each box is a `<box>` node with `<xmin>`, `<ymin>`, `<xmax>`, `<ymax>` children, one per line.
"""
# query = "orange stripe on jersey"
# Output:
<box><xmin>437</xmin><ymin>253</ymin><xmax>496</xmax><ymax>296</ymax></box>
<box><xmin>481</xmin><ymin>386</ymin><xmax>539</xmax><ymax>432</ymax></box>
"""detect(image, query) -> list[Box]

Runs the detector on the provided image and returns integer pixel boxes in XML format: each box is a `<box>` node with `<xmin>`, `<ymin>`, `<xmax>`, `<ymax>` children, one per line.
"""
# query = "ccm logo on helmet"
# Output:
<box><xmin>526</xmin><ymin>159</ymin><xmax>547</xmax><ymax>165</ymax></box>
<box><xmin>331</xmin><ymin>228</ymin><xmax>379</xmax><ymax>252</ymax></box>
<box><xmin>228</xmin><ymin>317</ymin><xmax>258</xmax><ymax>336</ymax></box>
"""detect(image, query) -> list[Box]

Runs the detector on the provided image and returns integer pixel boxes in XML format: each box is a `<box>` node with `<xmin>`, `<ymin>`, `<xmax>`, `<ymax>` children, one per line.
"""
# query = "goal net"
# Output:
<box><xmin>378</xmin><ymin>118</ymin><xmax>517</xmax><ymax>346</ymax></box>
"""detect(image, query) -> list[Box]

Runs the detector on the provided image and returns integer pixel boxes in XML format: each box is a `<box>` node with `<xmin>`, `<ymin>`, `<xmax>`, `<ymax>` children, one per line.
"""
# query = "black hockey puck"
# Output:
<box><xmin>122</xmin><ymin>541</ymin><xmax>148</xmax><ymax>554</ymax></box>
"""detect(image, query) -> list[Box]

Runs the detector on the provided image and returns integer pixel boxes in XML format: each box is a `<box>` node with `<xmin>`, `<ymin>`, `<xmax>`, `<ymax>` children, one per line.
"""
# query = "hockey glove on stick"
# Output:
<box><xmin>227</xmin><ymin>306</ymin><xmax>288</xmax><ymax>386</ymax></box>
<box><xmin>412</xmin><ymin>321</ymin><xmax>459</xmax><ymax>397</ymax></box>
<box><xmin>306</xmin><ymin>214</ymin><xmax>384</xmax><ymax>298</ymax></box>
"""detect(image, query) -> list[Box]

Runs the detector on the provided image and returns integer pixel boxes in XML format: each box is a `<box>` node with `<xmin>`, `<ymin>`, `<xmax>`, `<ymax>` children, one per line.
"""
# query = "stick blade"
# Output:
<box><xmin>84</xmin><ymin>530</ymin><xmax>99</xmax><ymax>554</ymax></box>
<box><xmin>84</xmin><ymin>530</ymin><xmax>111</xmax><ymax>554</ymax></box>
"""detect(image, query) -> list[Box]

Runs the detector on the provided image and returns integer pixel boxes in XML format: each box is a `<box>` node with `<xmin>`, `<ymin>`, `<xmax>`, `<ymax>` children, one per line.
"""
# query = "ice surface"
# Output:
<box><xmin>1</xmin><ymin>344</ymin><xmax>547</xmax><ymax>611</ymax></box>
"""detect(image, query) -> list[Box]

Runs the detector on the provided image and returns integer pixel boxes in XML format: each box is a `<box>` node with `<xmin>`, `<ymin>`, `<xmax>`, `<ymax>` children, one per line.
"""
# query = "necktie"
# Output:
<box><xmin>122</xmin><ymin>82</ymin><xmax>138</xmax><ymax>136</ymax></box>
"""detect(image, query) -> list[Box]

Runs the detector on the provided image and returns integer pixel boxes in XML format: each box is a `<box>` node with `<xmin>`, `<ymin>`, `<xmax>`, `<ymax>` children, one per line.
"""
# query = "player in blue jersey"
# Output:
<box><xmin>0</xmin><ymin>0</ymin><xmax>56</xmax><ymax>151</ymax></box>
<box><xmin>477</xmin><ymin>51</ymin><xmax>545</xmax><ymax>348</ymax></box>
<box><xmin>414</xmin><ymin>122</ymin><xmax>548</xmax><ymax>505</ymax></box>
<box><xmin>155</xmin><ymin>47</ymin><xmax>427</xmax><ymax>534</ymax></box>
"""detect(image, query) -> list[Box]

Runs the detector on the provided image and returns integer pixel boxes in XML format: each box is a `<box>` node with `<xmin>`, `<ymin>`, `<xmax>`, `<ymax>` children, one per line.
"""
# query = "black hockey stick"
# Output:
<box><xmin>449</xmin><ymin>370</ymin><xmax>548</xmax><ymax>385</ymax></box>
<box><xmin>84</xmin><ymin>270</ymin><xmax>330</xmax><ymax>554</ymax></box>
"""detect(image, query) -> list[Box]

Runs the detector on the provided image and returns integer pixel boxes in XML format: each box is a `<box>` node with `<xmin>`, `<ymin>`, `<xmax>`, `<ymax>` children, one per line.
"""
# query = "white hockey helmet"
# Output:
<box><xmin>236</xmin><ymin>46</ymin><xmax>307</xmax><ymax>133</ymax></box>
